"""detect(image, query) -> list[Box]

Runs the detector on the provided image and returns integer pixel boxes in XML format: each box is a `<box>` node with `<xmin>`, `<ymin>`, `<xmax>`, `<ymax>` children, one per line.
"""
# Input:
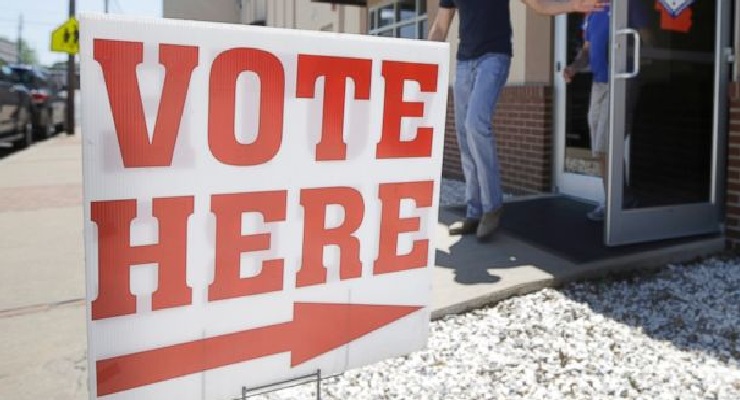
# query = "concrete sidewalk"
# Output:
<box><xmin>0</xmin><ymin>134</ymin><xmax>87</xmax><ymax>400</ymax></box>
<box><xmin>0</xmin><ymin>134</ymin><xmax>724</xmax><ymax>399</ymax></box>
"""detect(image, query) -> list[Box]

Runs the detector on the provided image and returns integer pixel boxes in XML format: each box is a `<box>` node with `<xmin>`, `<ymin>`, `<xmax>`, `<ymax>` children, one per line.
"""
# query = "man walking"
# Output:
<box><xmin>429</xmin><ymin>0</ymin><xmax>603</xmax><ymax>241</ymax></box>
<box><xmin>563</xmin><ymin>0</ymin><xmax>650</xmax><ymax>221</ymax></box>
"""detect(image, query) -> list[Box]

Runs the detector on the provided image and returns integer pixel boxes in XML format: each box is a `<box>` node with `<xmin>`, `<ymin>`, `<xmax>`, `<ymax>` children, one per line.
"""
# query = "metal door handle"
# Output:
<box><xmin>614</xmin><ymin>28</ymin><xmax>641</xmax><ymax>79</ymax></box>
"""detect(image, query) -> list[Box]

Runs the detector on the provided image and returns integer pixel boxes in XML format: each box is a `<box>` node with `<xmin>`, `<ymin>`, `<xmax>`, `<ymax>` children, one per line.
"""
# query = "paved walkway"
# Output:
<box><xmin>0</xmin><ymin>134</ymin><xmax>87</xmax><ymax>400</ymax></box>
<box><xmin>0</xmin><ymin>134</ymin><xmax>725</xmax><ymax>399</ymax></box>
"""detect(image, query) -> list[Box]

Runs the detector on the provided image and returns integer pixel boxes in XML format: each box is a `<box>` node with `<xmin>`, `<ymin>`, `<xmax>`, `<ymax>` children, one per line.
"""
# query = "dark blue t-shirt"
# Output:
<box><xmin>439</xmin><ymin>0</ymin><xmax>512</xmax><ymax>60</ymax></box>
<box><xmin>584</xmin><ymin>2</ymin><xmax>650</xmax><ymax>83</ymax></box>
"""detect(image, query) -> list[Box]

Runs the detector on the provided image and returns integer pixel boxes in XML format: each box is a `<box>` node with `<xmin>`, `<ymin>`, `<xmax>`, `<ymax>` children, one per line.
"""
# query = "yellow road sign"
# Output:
<box><xmin>51</xmin><ymin>17</ymin><xmax>79</xmax><ymax>55</ymax></box>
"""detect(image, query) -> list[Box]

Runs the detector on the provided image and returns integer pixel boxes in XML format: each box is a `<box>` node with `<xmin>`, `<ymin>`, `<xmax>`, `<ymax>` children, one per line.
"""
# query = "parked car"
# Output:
<box><xmin>0</xmin><ymin>64</ymin><xmax>33</xmax><ymax>149</ymax></box>
<box><xmin>10</xmin><ymin>64</ymin><xmax>65</xmax><ymax>139</ymax></box>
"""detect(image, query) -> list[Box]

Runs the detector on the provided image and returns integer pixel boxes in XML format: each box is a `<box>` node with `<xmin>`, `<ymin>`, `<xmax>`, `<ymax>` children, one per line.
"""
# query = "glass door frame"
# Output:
<box><xmin>605</xmin><ymin>0</ymin><xmax>730</xmax><ymax>246</ymax></box>
<box><xmin>553</xmin><ymin>15</ymin><xmax>604</xmax><ymax>203</ymax></box>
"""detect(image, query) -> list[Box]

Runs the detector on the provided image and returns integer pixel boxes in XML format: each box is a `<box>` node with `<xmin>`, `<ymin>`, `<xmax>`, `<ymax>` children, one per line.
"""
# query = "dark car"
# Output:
<box><xmin>0</xmin><ymin>64</ymin><xmax>33</xmax><ymax>149</ymax></box>
<box><xmin>10</xmin><ymin>65</ymin><xmax>65</xmax><ymax>139</ymax></box>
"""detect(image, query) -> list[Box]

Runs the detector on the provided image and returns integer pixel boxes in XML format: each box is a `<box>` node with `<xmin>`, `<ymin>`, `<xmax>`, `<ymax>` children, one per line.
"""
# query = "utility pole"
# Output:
<box><xmin>104</xmin><ymin>0</ymin><xmax>109</xmax><ymax>13</ymax></box>
<box><xmin>16</xmin><ymin>14</ymin><xmax>23</xmax><ymax>64</ymax></box>
<box><xmin>66</xmin><ymin>0</ymin><xmax>76</xmax><ymax>135</ymax></box>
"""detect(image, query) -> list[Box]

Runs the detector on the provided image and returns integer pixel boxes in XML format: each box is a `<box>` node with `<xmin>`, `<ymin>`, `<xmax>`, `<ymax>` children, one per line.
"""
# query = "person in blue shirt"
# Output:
<box><xmin>563</xmin><ymin>1</ymin><xmax>651</xmax><ymax>221</ymax></box>
<box><xmin>429</xmin><ymin>0</ymin><xmax>604</xmax><ymax>241</ymax></box>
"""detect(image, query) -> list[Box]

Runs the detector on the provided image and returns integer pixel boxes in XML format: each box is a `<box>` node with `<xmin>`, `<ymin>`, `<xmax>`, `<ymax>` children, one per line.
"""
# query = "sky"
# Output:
<box><xmin>0</xmin><ymin>0</ymin><xmax>162</xmax><ymax>66</ymax></box>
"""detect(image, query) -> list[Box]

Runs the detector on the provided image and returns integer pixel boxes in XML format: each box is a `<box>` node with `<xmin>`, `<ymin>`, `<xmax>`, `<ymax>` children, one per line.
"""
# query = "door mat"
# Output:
<box><xmin>443</xmin><ymin>197</ymin><xmax>716</xmax><ymax>264</ymax></box>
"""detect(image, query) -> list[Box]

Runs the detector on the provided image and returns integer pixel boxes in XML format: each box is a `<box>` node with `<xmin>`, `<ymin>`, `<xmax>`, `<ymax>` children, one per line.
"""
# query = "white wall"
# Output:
<box><xmin>163</xmin><ymin>0</ymin><xmax>363</xmax><ymax>34</ymax></box>
<box><xmin>510</xmin><ymin>1</ymin><xmax>554</xmax><ymax>84</ymax></box>
<box><xmin>240</xmin><ymin>0</ymin><xmax>268</xmax><ymax>24</ymax></box>
<box><xmin>266</xmin><ymin>0</ymin><xmax>364</xmax><ymax>34</ymax></box>
<box><xmin>162</xmin><ymin>0</ymin><xmax>240</xmax><ymax>24</ymax></box>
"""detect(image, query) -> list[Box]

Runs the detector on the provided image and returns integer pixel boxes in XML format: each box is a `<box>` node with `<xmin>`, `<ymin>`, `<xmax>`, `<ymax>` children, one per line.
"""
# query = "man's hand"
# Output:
<box><xmin>569</xmin><ymin>0</ymin><xmax>607</xmax><ymax>13</ymax></box>
<box><xmin>565</xmin><ymin>43</ymin><xmax>590</xmax><ymax>81</ymax></box>
<box><xmin>563</xmin><ymin>65</ymin><xmax>577</xmax><ymax>83</ymax></box>
<box><xmin>522</xmin><ymin>0</ymin><xmax>605</xmax><ymax>16</ymax></box>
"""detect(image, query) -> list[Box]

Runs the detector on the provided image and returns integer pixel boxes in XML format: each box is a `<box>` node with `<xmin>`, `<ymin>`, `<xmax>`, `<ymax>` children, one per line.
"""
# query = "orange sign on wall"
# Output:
<box><xmin>655</xmin><ymin>0</ymin><xmax>694</xmax><ymax>33</ymax></box>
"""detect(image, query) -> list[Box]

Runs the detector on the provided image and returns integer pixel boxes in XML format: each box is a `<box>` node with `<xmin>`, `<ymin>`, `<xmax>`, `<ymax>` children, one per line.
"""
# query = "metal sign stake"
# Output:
<box><xmin>240</xmin><ymin>369</ymin><xmax>323</xmax><ymax>400</ymax></box>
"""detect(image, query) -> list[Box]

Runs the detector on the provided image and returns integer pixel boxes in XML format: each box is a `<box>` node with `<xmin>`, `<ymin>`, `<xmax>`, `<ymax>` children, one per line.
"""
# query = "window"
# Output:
<box><xmin>378</xmin><ymin>4</ymin><xmax>395</xmax><ymax>28</ymax></box>
<box><xmin>368</xmin><ymin>0</ymin><xmax>427</xmax><ymax>40</ymax></box>
<box><xmin>399</xmin><ymin>2</ymin><xmax>415</xmax><ymax>21</ymax></box>
<box><xmin>399</xmin><ymin>24</ymin><xmax>415</xmax><ymax>39</ymax></box>
<box><xmin>0</xmin><ymin>65</ymin><xmax>11</xmax><ymax>81</ymax></box>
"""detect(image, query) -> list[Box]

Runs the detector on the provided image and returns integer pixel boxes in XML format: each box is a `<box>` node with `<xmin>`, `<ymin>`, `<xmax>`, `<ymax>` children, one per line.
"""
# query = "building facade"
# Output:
<box><xmin>0</xmin><ymin>38</ymin><xmax>18</xmax><ymax>64</ymax></box>
<box><xmin>162</xmin><ymin>0</ymin><xmax>740</xmax><ymax>249</ymax></box>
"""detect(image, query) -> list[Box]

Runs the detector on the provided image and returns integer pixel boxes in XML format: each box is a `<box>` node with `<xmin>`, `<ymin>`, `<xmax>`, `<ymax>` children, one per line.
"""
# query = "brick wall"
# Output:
<box><xmin>442</xmin><ymin>87</ymin><xmax>464</xmax><ymax>181</ymax></box>
<box><xmin>726</xmin><ymin>82</ymin><xmax>740</xmax><ymax>249</ymax></box>
<box><xmin>442</xmin><ymin>84</ymin><xmax>554</xmax><ymax>195</ymax></box>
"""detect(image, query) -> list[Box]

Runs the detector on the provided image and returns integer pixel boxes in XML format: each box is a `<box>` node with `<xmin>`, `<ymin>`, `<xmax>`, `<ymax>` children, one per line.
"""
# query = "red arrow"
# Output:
<box><xmin>96</xmin><ymin>302</ymin><xmax>422</xmax><ymax>396</ymax></box>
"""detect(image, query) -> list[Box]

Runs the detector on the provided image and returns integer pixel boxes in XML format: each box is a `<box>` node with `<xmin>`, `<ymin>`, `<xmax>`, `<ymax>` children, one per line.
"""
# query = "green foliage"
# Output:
<box><xmin>18</xmin><ymin>39</ymin><xmax>38</xmax><ymax>65</ymax></box>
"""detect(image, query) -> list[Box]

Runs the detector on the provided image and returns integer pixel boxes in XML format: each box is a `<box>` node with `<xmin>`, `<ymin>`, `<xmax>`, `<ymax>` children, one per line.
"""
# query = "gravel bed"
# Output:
<box><xmin>439</xmin><ymin>178</ymin><xmax>467</xmax><ymax>207</ymax></box>
<box><xmin>254</xmin><ymin>258</ymin><xmax>740</xmax><ymax>400</ymax></box>
<box><xmin>439</xmin><ymin>178</ymin><xmax>514</xmax><ymax>208</ymax></box>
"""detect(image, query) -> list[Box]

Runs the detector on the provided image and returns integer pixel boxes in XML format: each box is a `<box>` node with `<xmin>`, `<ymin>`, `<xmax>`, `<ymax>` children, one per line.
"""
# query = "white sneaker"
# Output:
<box><xmin>587</xmin><ymin>205</ymin><xmax>605</xmax><ymax>222</ymax></box>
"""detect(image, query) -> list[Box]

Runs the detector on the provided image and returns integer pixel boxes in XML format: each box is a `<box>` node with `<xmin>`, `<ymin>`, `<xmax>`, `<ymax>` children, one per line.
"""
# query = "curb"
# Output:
<box><xmin>431</xmin><ymin>236</ymin><xmax>725</xmax><ymax>320</ymax></box>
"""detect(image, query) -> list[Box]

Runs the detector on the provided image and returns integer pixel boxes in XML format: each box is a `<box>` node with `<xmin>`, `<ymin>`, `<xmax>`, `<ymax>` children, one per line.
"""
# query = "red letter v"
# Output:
<box><xmin>94</xmin><ymin>40</ymin><xmax>198</xmax><ymax>168</ymax></box>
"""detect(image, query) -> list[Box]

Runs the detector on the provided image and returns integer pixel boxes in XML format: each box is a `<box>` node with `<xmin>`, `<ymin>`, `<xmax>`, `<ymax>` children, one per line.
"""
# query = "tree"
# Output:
<box><xmin>18</xmin><ymin>39</ymin><xmax>38</xmax><ymax>65</ymax></box>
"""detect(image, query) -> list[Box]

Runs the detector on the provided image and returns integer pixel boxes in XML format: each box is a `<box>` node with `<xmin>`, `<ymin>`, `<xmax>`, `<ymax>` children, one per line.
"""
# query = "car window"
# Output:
<box><xmin>12</xmin><ymin>68</ymin><xmax>51</xmax><ymax>89</ymax></box>
<box><xmin>12</xmin><ymin>68</ymin><xmax>33</xmax><ymax>86</ymax></box>
<box><xmin>0</xmin><ymin>66</ymin><xmax>11</xmax><ymax>82</ymax></box>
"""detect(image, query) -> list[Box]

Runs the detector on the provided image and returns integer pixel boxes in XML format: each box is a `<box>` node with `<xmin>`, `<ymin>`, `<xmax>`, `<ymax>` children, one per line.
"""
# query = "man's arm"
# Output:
<box><xmin>563</xmin><ymin>42</ymin><xmax>590</xmax><ymax>83</ymax></box>
<box><xmin>522</xmin><ymin>0</ymin><xmax>603</xmax><ymax>15</ymax></box>
<box><xmin>428</xmin><ymin>7</ymin><xmax>455</xmax><ymax>42</ymax></box>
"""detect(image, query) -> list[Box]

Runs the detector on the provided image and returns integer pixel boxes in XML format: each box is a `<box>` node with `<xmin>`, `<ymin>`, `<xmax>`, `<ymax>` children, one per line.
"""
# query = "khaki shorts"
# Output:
<box><xmin>587</xmin><ymin>82</ymin><xmax>609</xmax><ymax>156</ymax></box>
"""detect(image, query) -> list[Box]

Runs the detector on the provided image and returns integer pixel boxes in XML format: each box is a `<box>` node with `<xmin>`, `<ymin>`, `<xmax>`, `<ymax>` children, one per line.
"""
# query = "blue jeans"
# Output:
<box><xmin>454</xmin><ymin>53</ymin><xmax>511</xmax><ymax>219</ymax></box>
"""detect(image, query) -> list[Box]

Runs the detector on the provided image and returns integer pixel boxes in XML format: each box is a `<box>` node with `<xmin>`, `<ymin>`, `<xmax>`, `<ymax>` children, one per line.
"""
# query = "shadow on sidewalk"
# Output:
<box><xmin>434</xmin><ymin>206</ymin><xmax>525</xmax><ymax>285</ymax></box>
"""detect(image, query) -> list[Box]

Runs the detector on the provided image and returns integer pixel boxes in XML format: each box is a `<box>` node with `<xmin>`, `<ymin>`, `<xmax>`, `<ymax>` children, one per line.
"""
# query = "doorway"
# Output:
<box><xmin>554</xmin><ymin>12</ymin><xmax>604</xmax><ymax>203</ymax></box>
<box><xmin>554</xmin><ymin>0</ymin><xmax>729</xmax><ymax>246</ymax></box>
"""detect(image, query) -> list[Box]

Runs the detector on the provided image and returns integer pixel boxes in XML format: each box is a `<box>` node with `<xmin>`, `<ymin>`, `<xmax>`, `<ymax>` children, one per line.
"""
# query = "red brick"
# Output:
<box><xmin>442</xmin><ymin>84</ymin><xmax>553</xmax><ymax>194</ymax></box>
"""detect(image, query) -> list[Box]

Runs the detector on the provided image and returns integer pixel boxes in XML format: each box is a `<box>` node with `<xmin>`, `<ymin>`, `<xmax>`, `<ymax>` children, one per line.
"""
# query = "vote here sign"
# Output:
<box><xmin>80</xmin><ymin>13</ymin><xmax>449</xmax><ymax>400</ymax></box>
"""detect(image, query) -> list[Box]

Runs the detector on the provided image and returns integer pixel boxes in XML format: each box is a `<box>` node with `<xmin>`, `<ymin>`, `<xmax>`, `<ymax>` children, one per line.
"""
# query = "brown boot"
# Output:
<box><xmin>449</xmin><ymin>218</ymin><xmax>479</xmax><ymax>235</ymax></box>
<box><xmin>476</xmin><ymin>208</ymin><xmax>502</xmax><ymax>242</ymax></box>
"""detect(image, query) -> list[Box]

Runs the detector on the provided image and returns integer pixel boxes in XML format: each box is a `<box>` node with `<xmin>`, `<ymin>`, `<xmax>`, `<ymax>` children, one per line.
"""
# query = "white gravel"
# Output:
<box><xmin>439</xmin><ymin>178</ymin><xmax>467</xmax><ymax>207</ymax></box>
<box><xmin>439</xmin><ymin>178</ymin><xmax>514</xmax><ymax>208</ymax></box>
<box><xmin>254</xmin><ymin>258</ymin><xmax>740</xmax><ymax>400</ymax></box>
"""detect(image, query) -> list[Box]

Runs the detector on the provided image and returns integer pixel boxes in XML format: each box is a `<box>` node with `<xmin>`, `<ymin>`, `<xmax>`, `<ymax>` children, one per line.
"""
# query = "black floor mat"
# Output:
<box><xmin>445</xmin><ymin>197</ymin><xmax>716</xmax><ymax>264</ymax></box>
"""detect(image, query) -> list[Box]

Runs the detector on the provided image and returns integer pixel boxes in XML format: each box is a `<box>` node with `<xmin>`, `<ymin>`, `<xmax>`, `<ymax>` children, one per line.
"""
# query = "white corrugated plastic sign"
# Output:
<box><xmin>80</xmin><ymin>13</ymin><xmax>449</xmax><ymax>400</ymax></box>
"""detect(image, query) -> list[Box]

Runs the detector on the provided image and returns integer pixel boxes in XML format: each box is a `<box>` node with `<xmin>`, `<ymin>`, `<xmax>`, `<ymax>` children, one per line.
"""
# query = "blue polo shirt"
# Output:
<box><xmin>584</xmin><ymin>2</ymin><xmax>650</xmax><ymax>83</ymax></box>
<box><xmin>439</xmin><ymin>0</ymin><xmax>512</xmax><ymax>60</ymax></box>
<box><xmin>584</xmin><ymin>10</ymin><xmax>610</xmax><ymax>83</ymax></box>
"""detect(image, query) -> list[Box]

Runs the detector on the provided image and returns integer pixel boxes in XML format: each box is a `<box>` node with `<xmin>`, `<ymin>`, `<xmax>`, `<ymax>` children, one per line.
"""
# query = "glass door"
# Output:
<box><xmin>606</xmin><ymin>0</ymin><xmax>729</xmax><ymax>246</ymax></box>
